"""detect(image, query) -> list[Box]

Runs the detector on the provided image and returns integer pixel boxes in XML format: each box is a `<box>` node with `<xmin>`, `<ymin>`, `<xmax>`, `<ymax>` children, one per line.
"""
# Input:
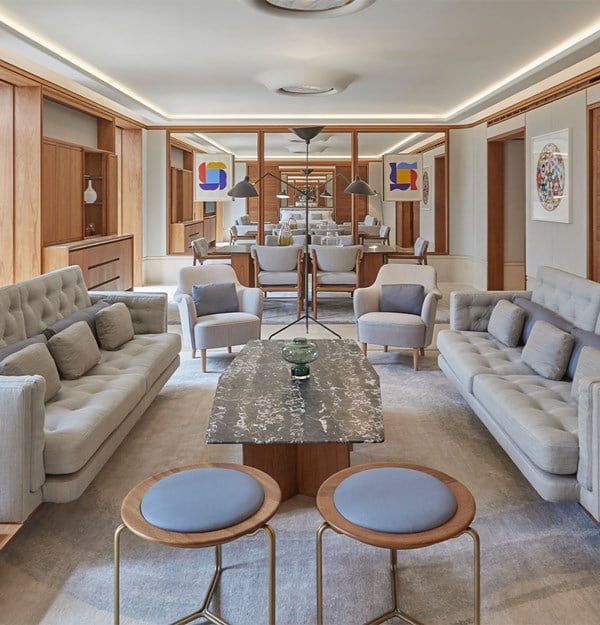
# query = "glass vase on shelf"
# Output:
<box><xmin>278</xmin><ymin>222</ymin><xmax>293</xmax><ymax>246</ymax></box>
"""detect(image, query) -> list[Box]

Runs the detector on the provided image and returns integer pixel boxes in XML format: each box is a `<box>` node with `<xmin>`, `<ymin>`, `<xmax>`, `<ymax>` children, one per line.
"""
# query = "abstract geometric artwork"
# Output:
<box><xmin>383</xmin><ymin>153</ymin><xmax>423</xmax><ymax>201</ymax></box>
<box><xmin>421</xmin><ymin>167</ymin><xmax>430</xmax><ymax>209</ymax></box>
<box><xmin>194</xmin><ymin>153</ymin><xmax>234</xmax><ymax>201</ymax></box>
<box><xmin>531</xmin><ymin>129</ymin><xmax>570</xmax><ymax>223</ymax></box>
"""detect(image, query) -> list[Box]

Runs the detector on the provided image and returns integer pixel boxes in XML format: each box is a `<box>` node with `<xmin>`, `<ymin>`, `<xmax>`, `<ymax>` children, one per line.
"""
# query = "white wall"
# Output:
<box><xmin>42</xmin><ymin>99</ymin><xmax>98</xmax><ymax>147</ymax></box>
<box><xmin>525</xmin><ymin>90</ymin><xmax>587</xmax><ymax>280</ymax></box>
<box><xmin>170</xmin><ymin>146</ymin><xmax>184</xmax><ymax>169</ymax></box>
<box><xmin>504</xmin><ymin>140</ymin><xmax>526</xmax><ymax>263</ymax></box>
<box><xmin>420</xmin><ymin>144</ymin><xmax>445</xmax><ymax>252</ymax></box>
<box><xmin>368</xmin><ymin>161</ymin><xmax>395</xmax><ymax>245</ymax></box>
<box><xmin>143</xmin><ymin>130</ymin><xmax>167</xmax><ymax>261</ymax></box>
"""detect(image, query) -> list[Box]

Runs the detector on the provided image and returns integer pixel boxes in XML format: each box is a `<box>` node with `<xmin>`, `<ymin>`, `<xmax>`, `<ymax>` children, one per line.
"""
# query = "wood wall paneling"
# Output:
<box><xmin>487</xmin><ymin>141</ymin><xmax>505</xmax><ymax>290</ymax></box>
<box><xmin>120</xmin><ymin>128</ymin><xmax>143</xmax><ymax>285</ymax></box>
<box><xmin>105</xmin><ymin>153</ymin><xmax>118</xmax><ymax>235</ymax></box>
<box><xmin>590</xmin><ymin>106</ymin><xmax>600</xmax><ymax>282</ymax></box>
<box><xmin>13</xmin><ymin>86</ymin><xmax>42</xmax><ymax>281</ymax></box>
<box><xmin>115</xmin><ymin>128</ymin><xmax>123</xmax><ymax>232</ymax></box>
<box><xmin>0</xmin><ymin>82</ymin><xmax>14</xmax><ymax>285</ymax></box>
<box><xmin>434</xmin><ymin>154</ymin><xmax>448</xmax><ymax>254</ymax></box>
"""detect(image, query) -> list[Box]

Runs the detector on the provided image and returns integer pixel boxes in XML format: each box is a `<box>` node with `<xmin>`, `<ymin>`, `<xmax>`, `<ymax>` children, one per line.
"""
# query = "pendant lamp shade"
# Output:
<box><xmin>345</xmin><ymin>176</ymin><xmax>376</xmax><ymax>196</ymax></box>
<box><xmin>290</xmin><ymin>126</ymin><xmax>324</xmax><ymax>142</ymax></box>
<box><xmin>228</xmin><ymin>176</ymin><xmax>259</xmax><ymax>198</ymax></box>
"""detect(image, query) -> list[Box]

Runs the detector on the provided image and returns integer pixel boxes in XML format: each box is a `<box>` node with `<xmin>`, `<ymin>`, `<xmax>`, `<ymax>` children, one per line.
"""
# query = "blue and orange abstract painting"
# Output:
<box><xmin>389</xmin><ymin>160</ymin><xmax>418</xmax><ymax>191</ymax></box>
<box><xmin>383</xmin><ymin>154</ymin><xmax>423</xmax><ymax>201</ymax></box>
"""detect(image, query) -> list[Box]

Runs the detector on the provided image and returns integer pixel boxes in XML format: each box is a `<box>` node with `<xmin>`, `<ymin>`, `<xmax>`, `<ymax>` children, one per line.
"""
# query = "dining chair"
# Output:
<box><xmin>310</xmin><ymin>245</ymin><xmax>363</xmax><ymax>319</ymax></box>
<box><xmin>191</xmin><ymin>237</ymin><xmax>209</xmax><ymax>265</ymax></box>
<box><xmin>360</xmin><ymin>225</ymin><xmax>391</xmax><ymax>246</ymax></box>
<box><xmin>252</xmin><ymin>245</ymin><xmax>305</xmax><ymax>318</ymax></box>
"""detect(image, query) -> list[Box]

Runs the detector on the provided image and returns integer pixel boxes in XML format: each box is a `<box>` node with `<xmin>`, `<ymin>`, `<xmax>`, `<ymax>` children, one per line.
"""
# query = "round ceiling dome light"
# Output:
<box><xmin>241</xmin><ymin>0</ymin><xmax>376</xmax><ymax>18</ymax></box>
<box><xmin>258</xmin><ymin>68</ymin><xmax>355</xmax><ymax>97</ymax></box>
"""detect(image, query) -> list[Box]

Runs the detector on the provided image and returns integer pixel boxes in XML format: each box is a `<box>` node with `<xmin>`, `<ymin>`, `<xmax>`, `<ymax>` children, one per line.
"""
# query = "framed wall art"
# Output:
<box><xmin>194</xmin><ymin>153</ymin><xmax>234</xmax><ymax>201</ymax></box>
<box><xmin>531</xmin><ymin>129</ymin><xmax>570</xmax><ymax>223</ymax></box>
<box><xmin>383</xmin><ymin>153</ymin><xmax>423</xmax><ymax>201</ymax></box>
<box><xmin>421</xmin><ymin>166</ymin><xmax>431</xmax><ymax>209</ymax></box>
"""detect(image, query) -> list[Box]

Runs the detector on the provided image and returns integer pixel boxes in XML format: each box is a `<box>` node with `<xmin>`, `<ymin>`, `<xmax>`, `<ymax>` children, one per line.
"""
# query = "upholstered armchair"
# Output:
<box><xmin>174</xmin><ymin>265</ymin><xmax>263</xmax><ymax>372</ymax></box>
<box><xmin>353</xmin><ymin>263</ymin><xmax>441</xmax><ymax>370</ymax></box>
<box><xmin>252</xmin><ymin>245</ymin><xmax>305</xmax><ymax>318</ymax></box>
<box><xmin>310</xmin><ymin>245</ymin><xmax>363</xmax><ymax>319</ymax></box>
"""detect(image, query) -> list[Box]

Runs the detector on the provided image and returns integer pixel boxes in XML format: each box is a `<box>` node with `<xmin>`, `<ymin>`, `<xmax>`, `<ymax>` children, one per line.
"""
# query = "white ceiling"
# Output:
<box><xmin>1</xmin><ymin>1</ymin><xmax>600</xmax><ymax>158</ymax></box>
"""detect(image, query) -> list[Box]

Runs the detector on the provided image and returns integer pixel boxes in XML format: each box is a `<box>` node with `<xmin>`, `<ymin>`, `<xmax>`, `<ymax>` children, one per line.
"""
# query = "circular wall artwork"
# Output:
<box><xmin>422</xmin><ymin>170</ymin><xmax>430</xmax><ymax>206</ymax></box>
<box><xmin>536</xmin><ymin>142</ymin><xmax>565</xmax><ymax>212</ymax></box>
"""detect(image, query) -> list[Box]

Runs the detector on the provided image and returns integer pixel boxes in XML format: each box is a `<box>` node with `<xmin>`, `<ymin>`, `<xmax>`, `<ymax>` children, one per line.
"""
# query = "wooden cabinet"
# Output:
<box><xmin>43</xmin><ymin>235</ymin><xmax>133</xmax><ymax>291</ymax></box>
<box><xmin>42</xmin><ymin>140</ymin><xmax>84</xmax><ymax>245</ymax></box>
<box><xmin>169</xmin><ymin>220</ymin><xmax>204</xmax><ymax>254</ymax></box>
<box><xmin>42</xmin><ymin>138</ymin><xmax>118</xmax><ymax>245</ymax></box>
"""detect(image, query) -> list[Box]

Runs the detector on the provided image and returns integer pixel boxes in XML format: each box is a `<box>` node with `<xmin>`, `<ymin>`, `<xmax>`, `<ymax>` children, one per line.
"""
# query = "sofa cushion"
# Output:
<box><xmin>487</xmin><ymin>299</ymin><xmax>526</xmax><ymax>347</ymax></box>
<box><xmin>89</xmin><ymin>333</ymin><xmax>181</xmax><ymax>393</ymax></box>
<box><xmin>0</xmin><ymin>333</ymin><xmax>47</xmax><ymax>362</ymax></box>
<box><xmin>42</xmin><ymin>300</ymin><xmax>110</xmax><ymax>340</ymax></box>
<box><xmin>380</xmin><ymin>284</ymin><xmax>425</xmax><ymax>315</ymax></box>
<box><xmin>44</xmin><ymin>372</ymin><xmax>147</xmax><ymax>475</ymax></box>
<box><xmin>47</xmin><ymin>321</ymin><xmax>101</xmax><ymax>380</ymax></box>
<box><xmin>95</xmin><ymin>303</ymin><xmax>135</xmax><ymax>350</ymax></box>
<box><xmin>566</xmin><ymin>327</ymin><xmax>600</xmax><ymax>380</ymax></box>
<box><xmin>522</xmin><ymin>320</ymin><xmax>574</xmax><ymax>380</ymax></box>
<box><xmin>513</xmin><ymin>296</ymin><xmax>574</xmax><ymax>344</ymax></box>
<box><xmin>436</xmin><ymin>329</ymin><xmax>532</xmax><ymax>392</ymax></box>
<box><xmin>192</xmin><ymin>282</ymin><xmax>239</xmax><ymax>317</ymax></box>
<box><xmin>571</xmin><ymin>346</ymin><xmax>600</xmax><ymax>402</ymax></box>
<box><xmin>0</xmin><ymin>342</ymin><xmax>61</xmax><ymax>402</ymax></box>
<box><xmin>472</xmin><ymin>373</ymin><xmax>578</xmax><ymax>475</ymax></box>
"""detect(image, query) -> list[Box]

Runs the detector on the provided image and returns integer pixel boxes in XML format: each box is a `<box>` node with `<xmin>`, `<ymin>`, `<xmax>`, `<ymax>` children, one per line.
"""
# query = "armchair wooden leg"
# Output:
<box><xmin>383</xmin><ymin>345</ymin><xmax>388</xmax><ymax>352</ymax></box>
<box><xmin>227</xmin><ymin>346</ymin><xmax>232</xmax><ymax>353</ymax></box>
<box><xmin>420</xmin><ymin>347</ymin><xmax>425</xmax><ymax>356</ymax></box>
<box><xmin>412</xmin><ymin>348</ymin><xmax>419</xmax><ymax>371</ymax></box>
<box><xmin>201</xmin><ymin>349</ymin><xmax>207</xmax><ymax>373</ymax></box>
<box><xmin>192</xmin><ymin>349</ymin><xmax>196</xmax><ymax>359</ymax></box>
<box><xmin>360</xmin><ymin>342</ymin><xmax>367</xmax><ymax>354</ymax></box>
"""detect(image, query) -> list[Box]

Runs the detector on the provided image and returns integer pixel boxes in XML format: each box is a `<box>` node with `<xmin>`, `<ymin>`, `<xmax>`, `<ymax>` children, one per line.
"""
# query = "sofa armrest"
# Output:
<box><xmin>421</xmin><ymin>292</ymin><xmax>439</xmax><ymax>347</ymax></box>
<box><xmin>174</xmin><ymin>293</ymin><xmax>197</xmax><ymax>350</ymax></box>
<box><xmin>89</xmin><ymin>291</ymin><xmax>168</xmax><ymax>333</ymax></box>
<box><xmin>353</xmin><ymin>286</ymin><xmax>379</xmax><ymax>319</ymax></box>
<box><xmin>238</xmin><ymin>286</ymin><xmax>264</xmax><ymax>319</ymax></box>
<box><xmin>450</xmin><ymin>290</ymin><xmax>531</xmax><ymax>331</ymax></box>
<box><xmin>0</xmin><ymin>375</ymin><xmax>46</xmax><ymax>522</ymax></box>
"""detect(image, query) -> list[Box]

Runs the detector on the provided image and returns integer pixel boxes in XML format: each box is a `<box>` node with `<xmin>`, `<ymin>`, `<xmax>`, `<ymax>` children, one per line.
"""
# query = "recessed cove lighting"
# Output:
<box><xmin>241</xmin><ymin>0</ymin><xmax>375</xmax><ymax>18</ymax></box>
<box><xmin>279</xmin><ymin>85</ymin><xmax>336</xmax><ymax>96</ymax></box>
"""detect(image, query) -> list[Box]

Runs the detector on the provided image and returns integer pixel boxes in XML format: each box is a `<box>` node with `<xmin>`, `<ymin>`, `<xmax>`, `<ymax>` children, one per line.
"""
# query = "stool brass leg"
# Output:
<box><xmin>390</xmin><ymin>549</ymin><xmax>399</xmax><ymax>612</ymax></box>
<box><xmin>464</xmin><ymin>527</ymin><xmax>481</xmax><ymax>625</ymax></box>
<box><xmin>260</xmin><ymin>524</ymin><xmax>277</xmax><ymax>625</ymax></box>
<box><xmin>316</xmin><ymin>522</ymin><xmax>331</xmax><ymax>625</ymax></box>
<box><xmin>113</xmin><ymin>523</ymin><xmax>127</xmax><ymax>625</ymax></box>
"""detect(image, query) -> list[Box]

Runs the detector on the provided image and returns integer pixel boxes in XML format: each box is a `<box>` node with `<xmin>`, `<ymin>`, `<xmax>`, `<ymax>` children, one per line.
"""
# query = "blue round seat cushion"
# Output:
<box><xmin>333</xmin><ymin>467</ymin><xmax>457</xmax><ymax>533</ymax></box>
<box><xmin>140</xmin><ymin>468</ymin><xmax>265</xmax><ymax>533</ymax></box>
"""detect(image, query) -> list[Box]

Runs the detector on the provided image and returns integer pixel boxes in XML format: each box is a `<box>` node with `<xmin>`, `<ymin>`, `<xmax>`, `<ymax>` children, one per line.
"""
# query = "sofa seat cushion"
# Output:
<box><xmin>193</xmin><ymin>312</ymin><xmax>260</xmax><ymax>350</ymax></box>
<box><xmin>89</xmin><ymin>333</ymin><xmax>181</xmax><ymax>392</ymax></box>
<box><xmin>472</xmin><ymin>374</ymin><xmax>578</xmax><ymax>475</ymax></box>
<box><xmin>437</xmin><ymin>329</ymin><xmax>532</xmax><ymax>392</ymax></box>
<box><xmin>44</xmin><ymin>372</ymin><xmax>147</xmax><ymax>475</ymax></box>
<box><xmin>358</xmin><ymin>312</ymin><xmax>425</xmax><ymax>346</ymax></box>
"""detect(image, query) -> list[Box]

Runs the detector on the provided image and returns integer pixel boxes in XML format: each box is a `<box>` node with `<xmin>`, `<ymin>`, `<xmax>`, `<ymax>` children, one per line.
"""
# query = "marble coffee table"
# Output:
<box><xmin>207</xmin><ymin>339</ymin><xmax>384</xmax><ymax>500</ymax></box>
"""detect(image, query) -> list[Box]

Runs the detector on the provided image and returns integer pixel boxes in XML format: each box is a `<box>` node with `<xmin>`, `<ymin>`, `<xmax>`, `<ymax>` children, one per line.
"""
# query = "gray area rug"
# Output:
<box><xmin>1</xmin><ymin>349</ymin><xmax>599</xmax><ymax>625</ymax></box>
<box><xmin>262</xmin><ymin>296</ymin><xmax>355</xmax><ymax>324</ymax></box>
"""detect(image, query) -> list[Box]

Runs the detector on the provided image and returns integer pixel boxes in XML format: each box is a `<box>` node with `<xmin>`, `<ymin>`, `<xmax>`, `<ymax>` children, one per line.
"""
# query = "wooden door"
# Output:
<box><xmin>434</xmin><ymin>155</ymin><xmax>447</xmax><ymax>254</ymax></box>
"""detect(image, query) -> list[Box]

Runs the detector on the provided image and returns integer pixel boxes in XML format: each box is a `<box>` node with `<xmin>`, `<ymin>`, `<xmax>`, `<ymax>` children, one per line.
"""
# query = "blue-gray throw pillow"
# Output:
<box><xmin>42</xmin><ymin>300</ymin><xmax>111</xmax><ymax>340</ymax></box>
<box><xmin>192</xmin><ymin>282</ymin><xmax>239</xmax><ymax>317</ymax></box>
<box><xmin>513</xmin><ymin>296</ymin><xmax>574</xmax><ymax>344</ymax></box>
<box><xmin>566</xmin><ymin>327</ymin><xmax>600</xmax><ymax>380</ymax></box>
<box><xmin>380</xmin><ymin>284</ymin><xmax>425</xmax><ymax>315</ymax></box>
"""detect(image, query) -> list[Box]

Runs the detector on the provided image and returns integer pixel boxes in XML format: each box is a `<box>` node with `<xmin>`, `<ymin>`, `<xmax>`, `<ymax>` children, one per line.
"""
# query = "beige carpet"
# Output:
<box><xmin>0</xmin><ymin>347</ymin><xmax>599</xmax><ymax>625</ymax></box>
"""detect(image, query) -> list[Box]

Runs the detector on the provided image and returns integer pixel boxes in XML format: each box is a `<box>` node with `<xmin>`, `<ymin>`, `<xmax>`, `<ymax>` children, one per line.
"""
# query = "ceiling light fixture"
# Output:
<box><xmin>241</xmin><ymin>0</ymin><xmax>376</xmax><ymax>18</ymax></box>
<box><xmin>278</xmin><ymin>85</ymin><xmax>336</xmax><ymax>96</ymax></box>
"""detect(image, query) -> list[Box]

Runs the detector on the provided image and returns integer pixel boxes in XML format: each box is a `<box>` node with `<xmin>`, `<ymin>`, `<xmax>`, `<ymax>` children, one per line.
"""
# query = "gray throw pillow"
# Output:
<box><xmin>571</xmin><ymin>346</ymin><xmax>600</xmax><ymax>401</ymax></box>
<box><xmin>47</xmin><ymin>321</ymin><xmax>101</xmax><ymax>380</ymax></box>
<box><xmin>0</xmin><ymin>343</ymin><xmax>61</xmax><ymax>402</ymax></box>
<box><xmin>522</xmin><ymin>320</ymin><xmax>575</xmax><ymax>380</ymax></box>
<box><xmin>487</xmin><ymin>299</ymin><xmax>526</xmax><ymax>347</ymax></box>
<box><xmin>566</xmin><ymin>328</ymin><xmax>600</xmax><ymax>380</ymax></box>
<box><xmin>513</xmin><ymin>296</ymin><xmax>573</xmax><ymax>344</ymax></box>
<box><xmin>95</xmin><ymin>303</ymin><xmax>135</xmax><ymax>350</ymax></box>
<box><xmin>380</xmin><ymin>284</ymin><xmax>425</xmax><ymax>315</ymax></box>
<box><xmin>42</xmin><ymin>300</ymin><xmax>111</xmax><ymax>340</ymax></box>
<box><xmin>191</xmin><ymin>282</ymin><xmax>239</xmax><ymax>317</ymax></box>
<box><xmin>0</xmin><ymin>333</ymin><xmax>47</xmax><ymax>362</ymax></box>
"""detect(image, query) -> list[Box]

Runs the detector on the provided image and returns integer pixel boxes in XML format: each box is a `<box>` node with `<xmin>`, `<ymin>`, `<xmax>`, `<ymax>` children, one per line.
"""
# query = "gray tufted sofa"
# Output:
<box><xmin>438</xmin><ymin>265</ymin><xmax>600</xmax><ymax>522</ymax></box>
<box><xmin>0</xmin><ymin>266</ymin><xmax>181</xmax><ymax>523</ymax></box>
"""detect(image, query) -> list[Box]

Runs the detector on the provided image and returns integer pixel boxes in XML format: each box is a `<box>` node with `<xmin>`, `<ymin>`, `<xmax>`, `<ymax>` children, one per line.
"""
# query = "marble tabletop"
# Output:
<box><xmin>207</xmin><ymin>339</ymin><xmax>384</xmax><ymax>445</ymax></box>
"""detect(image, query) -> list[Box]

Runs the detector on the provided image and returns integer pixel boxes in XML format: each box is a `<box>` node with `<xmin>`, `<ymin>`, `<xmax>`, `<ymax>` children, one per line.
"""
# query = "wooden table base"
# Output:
<box><xmin>242</xmin><ymin>442</ymin><xmax>351</xmax><ymax>501</ymax></box>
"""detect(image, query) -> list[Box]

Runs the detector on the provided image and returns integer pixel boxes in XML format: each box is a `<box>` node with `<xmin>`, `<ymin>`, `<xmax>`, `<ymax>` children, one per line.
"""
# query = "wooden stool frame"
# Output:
<box><xmin>114</xmin><ymin>463</ymin><xmax>281</xmax><ymax>625</ymax></box>
<box><xmin>315</xmin><ymin>462</ymin><xmax>480</xmax><ymax>625</ymax></box>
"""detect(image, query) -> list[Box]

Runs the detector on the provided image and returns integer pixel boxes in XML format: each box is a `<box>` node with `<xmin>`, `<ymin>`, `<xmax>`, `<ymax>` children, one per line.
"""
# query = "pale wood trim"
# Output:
<box><xmin>589</xmin><ymin>105</ymin><xmax>600</xmax><ymax>281</ymax></box>
<box><xmin>120</xmin><ymin>128</ymin><xmax>143</xmax><ymax>284</ymax></box>
<box><xmin>0</xmin><ymin>524</ymin><xmax>23</xmax><ymax>551</ymax></box>
<box><xmin>0</xmin><ymin>82</ymin><xmax>14</xmax><ymax>285</ymax></box>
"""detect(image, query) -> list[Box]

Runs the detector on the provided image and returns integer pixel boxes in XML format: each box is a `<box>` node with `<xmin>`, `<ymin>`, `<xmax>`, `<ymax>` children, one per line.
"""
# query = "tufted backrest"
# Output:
<box><xmin>0</xmin><ymin>266</ymin><xmax>91</xmax><ymax>344</ymax></box>
<box><xmin>533</xmin><ymin>266</ymin><xmax>600</xmax><ymax>332</ymax></box>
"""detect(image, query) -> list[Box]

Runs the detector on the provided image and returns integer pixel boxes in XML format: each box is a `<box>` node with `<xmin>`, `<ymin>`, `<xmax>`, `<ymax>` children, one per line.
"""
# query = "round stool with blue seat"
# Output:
<box><xmin>316</xmin><ymin>462</ymin><xmax>480</xmax><ymax>625</ymax></box>
<box><xmin>114</xmin><ymin>462</ymin><xmax>281</xmax><ymax>625</ymax></box>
